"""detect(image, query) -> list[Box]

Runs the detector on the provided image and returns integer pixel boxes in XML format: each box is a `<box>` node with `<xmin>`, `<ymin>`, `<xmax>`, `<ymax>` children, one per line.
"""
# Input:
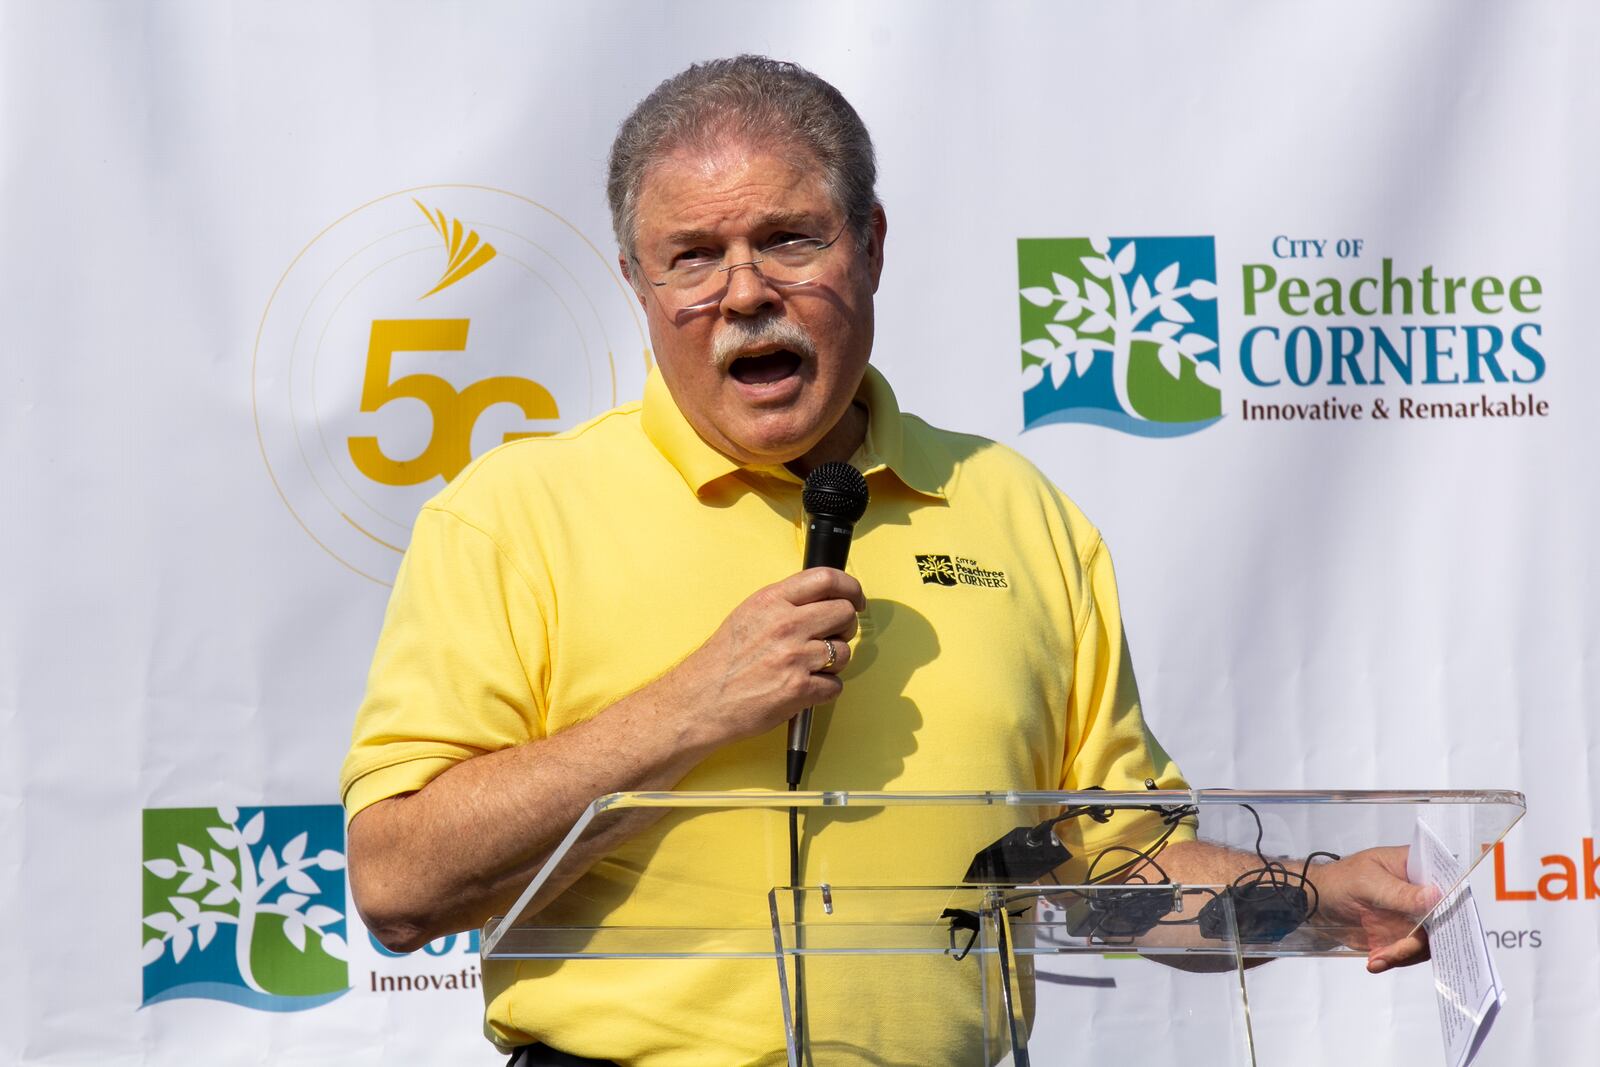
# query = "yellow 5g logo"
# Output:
<box><xmin>347</xmin><ymin>318</ymin><xmax>559</xmax><ymax>486</ymax></box>
<box><xmin>255</xmin><ymin>186</ymin><xmax>644</xmax><ymax>584</ymax></box>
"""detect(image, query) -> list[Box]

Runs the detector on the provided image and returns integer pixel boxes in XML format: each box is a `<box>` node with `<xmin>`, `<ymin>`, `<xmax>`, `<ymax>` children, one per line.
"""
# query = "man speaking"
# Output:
<box><xmin>341</xmin><ymin>56</ymin><xmax>1431</xmax><ymax>1065</ymax></box>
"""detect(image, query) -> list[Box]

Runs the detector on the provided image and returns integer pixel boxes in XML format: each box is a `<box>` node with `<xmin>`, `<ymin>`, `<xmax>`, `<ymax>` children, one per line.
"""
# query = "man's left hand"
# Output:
<box><xmin>1312</xmin><ymin>845</ymin><xmax>1440</xmax><ymax>973</ymax></box>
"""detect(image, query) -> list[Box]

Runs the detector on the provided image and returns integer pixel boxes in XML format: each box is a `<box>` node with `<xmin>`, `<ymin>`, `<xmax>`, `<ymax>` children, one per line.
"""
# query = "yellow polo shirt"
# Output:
<box><xmin>341</xmin><ymin>365</ymin><xmax>1186</xmax><ymax>1064</ymax></box>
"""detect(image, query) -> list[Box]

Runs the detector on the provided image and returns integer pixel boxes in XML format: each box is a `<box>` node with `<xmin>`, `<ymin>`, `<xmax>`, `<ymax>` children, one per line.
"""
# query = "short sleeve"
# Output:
<box><xmin>1054</xmin><ymin>536</ymin><xmax>1192</xmax><ymax>864</ymax></box>
<box><xmin>339</xmin><ymin>504</ymin><xmax>550</xmax><ymax>821</ymax></box>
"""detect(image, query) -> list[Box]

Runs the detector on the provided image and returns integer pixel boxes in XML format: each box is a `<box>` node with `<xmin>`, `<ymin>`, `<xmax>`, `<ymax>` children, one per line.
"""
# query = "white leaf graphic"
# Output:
<box><xmin>1113</xmin><ymin>243</ymin><xmax>1136</xmax><ymax>275</ymax></box>
<box><xmin>283</xmin><ymin>915</ymin><xmax>307</xmax><ymax>952</ymax></box>
<box><xmin>1089</xmin><ymin>236</ymin><xmax>1110</xmax><ymax>254</ymax></box>
<box><xmin>1081</xmin><ymin>255</ymin><xmax>1112</xmax><ymax>279</ymax></box>
<box><xmin>277</xmin><ymin>893</ymin><xmax>309</xmax><ymax>911</ymax></box>
<box><xmin>1022</xmin><ymin>338</ymin><xmax>1057</xmax><ymax>360</ymax></box>
<box><xmin>304</xmin><ymin>905</ymin><xmax>341</xmax><ymax>929</ymax></box>
<box><xmin>177</xmin><ymin>872</ymin><xmax>207</xmax><ymax>894</ymax></box>
<box><xmin>1194</xmin><ymin>361</ymin><xmax>1222</xmax><ymax>388</ymax></box>
<box><xmin>1160</xmin><ymin>301</ymin><xmax>1194</xmax><ymax>324</ymax></box>
<box><xmin>282</xmin><ymin>832</ymin><xmax>308</xmax><ymax>867</ymax></box>
<box><xmin>241</xmin><ymin>812</ymin><xmax>265</xmax><ymax>846</ymax></box>
<box><xmin>259</xmin><ymin>847</ymin><xmax>279</xmax><ymax>884</ymax></box>
<box><xmin>207</xmin><ymin>827</ymin><xmax>239</xmax><ymax>850</ymax></box>
<box><xmin>140</xmin><ymin>938</ymin><xmax>166</xmax><ymax>967</ymax></box>
<box><xmin>1178</xmin><ymin>333</ymin><xmax>1218</xmax><ymax>355</ymax></box>
<box><xmin>1188</xmin><ymin>278</ymin><xmax>1218</xmax><ymax>300</ymax></box>
<box><xmin>1151</xmin><ymin>321</ymin><xmax>1182</xmax><ymax>340</ymax></box>
<box><xmin>286</xmin><ymin>868</ymin><xmax>320</xmax><ymax>895</ymax></box>
<box><xmin>171</xmin><ymin>927</ymin><xmax>194</xmax><ymax>964</ymax></box>
<box><xmin>209</xmin><ymin>849</ymin><xmax>236</xmax><ymax>882</ymax></box>
<box><xmin>1052</xmin><ymin>300</ymin><xmax>1081</xmax><ymax>321</ymax></box>
<box><xmin>202</xmin><ymin>884</ymin><xmax>236</xmax><ymax>906</ymax></box>
<box><xmin>319</xmin><ymin>932</ymin><xmax>349</xmax><ymax>961</ymax></box>
<box><xmin>217</xmin><ymin>804</ymin><xmax>240</xmax><ymax>825</ymax></box>
<box><xmin>1021</xmin><ymin>362</ymin><xmax>1045</xmax><ymax>390</ymax></box>
<box><xmin>1083</xmin><ymin>282</ymin><xmax>1111</xmax><ymax>312</ymax></box>
<box><xmin>1079</xmin><ymin>313</ymin><xmax>1111</xmax><ymax>334</ymax></box>
<box><xmin>1050</xmin><ymin>358</ymin><xmax>1072</xmax><ymax>388</ymax></box>
<box><xmin>1158</xmin><ymin>346</ymin><xmax>1182</xmax><ymax>377</ymax></box>
<box><xmin>197</xmin><ymin>919</ymin><xmax>217</xmax><ymax>951</ymax></box>
<box><xmin>144</xmin><ymin>859</ymin><xmax>178</xmax><ymax>880</ymax></box>
<box><xmin>1049</xmin><ymin>272</ymin><xmax>1079</xmax><ymax>299</ymax></box>
<box><xmin>1131</xmin><ymin>275</ymin><xmax>1152</xmax><ymax>310</ymax></box>
<box><xmin>1044</xmin><ymin>323</ymin><xmax>1077</xmax><ymax>345</ymax></box>
<box><xmin>1020</xmin><ymin>286</ymin><xmax>1054</xmax><ymax>307</ymax></box>
<box><xmin>1076</xmin><ymin>349</ymin><xmax>1097</xmax><ymax>375</ymax></box>
<box><xmin>178</xmin><ymin>844</ymin><xmax>204</xmax><ymax>871</ymax></box>
<box><xmin>315</xmin><ymin>850</ymin><xmax>347</xmax><ymax>871</ymax></box>
<box><xmin>170</xmin><ymin>895</ymin><xmax>200</xmax><ymax>920</ymax></box>
<box><xmin>1154</xmin><ymin>262</ymin><xmax>1180</xmax><ymax>293</ymax></box>
<box><xmin>143</xmin><ymin>912</ymin><xmax>177</xmax><ymax>934</ymax></box>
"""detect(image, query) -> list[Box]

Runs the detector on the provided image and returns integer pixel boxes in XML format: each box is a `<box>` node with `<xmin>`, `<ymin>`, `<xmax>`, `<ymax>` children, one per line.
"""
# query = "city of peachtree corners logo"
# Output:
<box><xmin>253</xmin><ymin>185</ymin><xmax>651</xmax><ymax>586</ymax></box>
<box><xmin>916</xmin><ymin>554</ymin><xmax>958</xmax><ymax>586</ymax></box>
<box><xmin>916</xmin><ymin>554</ymin><xmax>1008</xmax><ymax>588</ymax></box>
<box><xmin>1019</xmin><ymin>236</ymin><xmax>1221</xmax><ymax>437</ymax></box>
<box><xmin>142</xmin><ymin>805</ymin><xmax>349</xmax><ymax>1011</ymax></box>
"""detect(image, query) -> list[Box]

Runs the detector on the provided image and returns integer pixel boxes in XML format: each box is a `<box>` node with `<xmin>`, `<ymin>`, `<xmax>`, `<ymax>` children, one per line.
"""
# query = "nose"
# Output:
<box><xmin>718</xmin><ymin>259</ymin><xmax>782</xmax><ymax>318</ymax></box>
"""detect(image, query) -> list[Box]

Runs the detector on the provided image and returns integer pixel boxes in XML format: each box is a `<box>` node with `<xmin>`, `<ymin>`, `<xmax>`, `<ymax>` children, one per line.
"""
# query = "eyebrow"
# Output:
<box><xmin>661</xmin><ymin>210</ymin><xmax>823</xmax><ymax>248</ymax></box>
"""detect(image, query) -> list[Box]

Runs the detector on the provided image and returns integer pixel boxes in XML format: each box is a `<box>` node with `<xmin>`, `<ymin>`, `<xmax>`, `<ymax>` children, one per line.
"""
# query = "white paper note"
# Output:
<box><xmin>1408</xmin><ymin>818</ymin><xmax>1506</xmax><ymax>1067</ymax></box>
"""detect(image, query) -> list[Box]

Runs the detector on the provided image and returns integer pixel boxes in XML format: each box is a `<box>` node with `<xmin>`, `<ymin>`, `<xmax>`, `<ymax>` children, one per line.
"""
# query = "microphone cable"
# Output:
<box><xmin>788</xmin><ymin>784</ymin><xmax>808</xmax><ymax>1065</ymax></box>
<box><xmin>785</xmin><ymin>461</ymin><xmax>868</xmax><ymax>1066</ymax></box>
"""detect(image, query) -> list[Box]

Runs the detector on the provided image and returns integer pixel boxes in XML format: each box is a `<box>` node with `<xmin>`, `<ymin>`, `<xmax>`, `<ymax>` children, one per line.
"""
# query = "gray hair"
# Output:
<box><xmin>607</xmin><ymin>55</ymin><xmax>879</xmax><ymax>263</ymax></box>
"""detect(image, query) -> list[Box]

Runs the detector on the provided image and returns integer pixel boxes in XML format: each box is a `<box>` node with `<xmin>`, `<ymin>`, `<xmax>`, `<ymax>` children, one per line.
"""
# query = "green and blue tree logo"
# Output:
<box><xmin>141</xmin><ymin>805</ymin><xmax>350</xmax><ymax>1011</ymax></box>
<box><xmin>1019</xmin><ymin>236</ymin><xmax>1221</xmax><ymax>436</ymax></box>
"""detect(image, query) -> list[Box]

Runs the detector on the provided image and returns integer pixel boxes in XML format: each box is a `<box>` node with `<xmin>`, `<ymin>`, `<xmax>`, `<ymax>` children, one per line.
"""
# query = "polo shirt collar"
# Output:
<box><xmin>853</xmin><ymin>365</ymin><xmax>947</xmax><ymax>500</ymax></box>
<box><xmin>640</xmin><ymin>364</ymin><xmax>948</xmax><ymax>500</ymax></box>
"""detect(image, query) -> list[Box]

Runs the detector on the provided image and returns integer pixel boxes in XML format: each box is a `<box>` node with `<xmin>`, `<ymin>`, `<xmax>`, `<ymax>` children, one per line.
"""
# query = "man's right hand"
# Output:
<box><xmin>666</xmin><ymin>566</ymin><xmax>865</xmax><ymax>752</ymax></box>
<box><xmin>349</xmin><ymin>565</ymin><xmax>865</xmax><ymax>950</ymax></box>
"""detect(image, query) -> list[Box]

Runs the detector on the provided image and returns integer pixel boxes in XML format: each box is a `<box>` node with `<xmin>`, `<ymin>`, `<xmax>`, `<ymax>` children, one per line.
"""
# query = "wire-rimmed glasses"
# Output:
<box><xmin>638</xmin><ymin>224</ymin><xmax>850</xmax><ymax>312</ymax></box>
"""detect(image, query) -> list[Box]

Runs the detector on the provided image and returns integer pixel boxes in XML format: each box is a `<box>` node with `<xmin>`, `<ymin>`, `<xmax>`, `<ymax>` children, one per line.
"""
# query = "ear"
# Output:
<box><xmin>619</xmin><ymin>254</ymin><xmax>647</xmax><ymax>309</ymax></box>
<box><xmin>865</xmin><ymin>204</ymin><xmax>888</xmax><ymax>293</ymax></box>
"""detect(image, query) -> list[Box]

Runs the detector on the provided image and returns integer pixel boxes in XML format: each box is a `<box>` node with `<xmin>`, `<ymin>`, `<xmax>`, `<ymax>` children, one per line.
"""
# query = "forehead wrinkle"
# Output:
<box><xmin>661</xmin><ymin>209</ymin><xmax>823</xmax><ymax>249</ymax></box>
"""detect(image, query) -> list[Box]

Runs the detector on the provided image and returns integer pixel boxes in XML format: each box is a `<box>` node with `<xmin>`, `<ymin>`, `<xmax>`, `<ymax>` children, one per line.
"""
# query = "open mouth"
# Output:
<box><xmin>728</xmin><ymin>349</ymin><xmax>802</xmax><ymax>385</ymax></box>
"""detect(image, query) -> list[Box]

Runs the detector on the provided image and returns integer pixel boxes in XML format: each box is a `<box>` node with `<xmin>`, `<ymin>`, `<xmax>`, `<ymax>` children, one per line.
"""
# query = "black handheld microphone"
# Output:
<box><xmin>786</xmin><ymin>461</ymin><xmax>869</xmax><ymax>788</ymax></box>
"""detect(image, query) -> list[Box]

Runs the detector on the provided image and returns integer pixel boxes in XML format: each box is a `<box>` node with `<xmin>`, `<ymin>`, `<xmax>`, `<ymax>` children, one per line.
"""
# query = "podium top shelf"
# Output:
<box><xmin>586</xmin><ymin>787</ymin><xmax>1526</xmax><ymax>812</ymax></box>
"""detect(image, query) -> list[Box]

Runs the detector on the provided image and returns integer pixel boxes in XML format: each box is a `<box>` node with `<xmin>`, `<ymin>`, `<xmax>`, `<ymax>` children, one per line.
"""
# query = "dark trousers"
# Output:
<box><xmin>507</xmin><ymin>1044</ymin><xmax>619</xmax><ymax>1067</ymax></box>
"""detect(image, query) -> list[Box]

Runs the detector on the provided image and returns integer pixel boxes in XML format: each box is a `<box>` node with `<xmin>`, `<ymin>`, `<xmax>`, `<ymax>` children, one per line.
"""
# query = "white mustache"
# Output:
<box><xmin>710</xmin><ymin>316</ymin><xmax>817</xmax><ymax>369</ymax></box>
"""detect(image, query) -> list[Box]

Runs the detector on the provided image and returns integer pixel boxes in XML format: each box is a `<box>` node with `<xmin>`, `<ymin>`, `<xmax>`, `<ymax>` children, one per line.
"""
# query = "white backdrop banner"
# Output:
<box><xmin>3</xmin><ymin>1</ymin><xmax>1595</xmax><ymax>1064</ymax></box>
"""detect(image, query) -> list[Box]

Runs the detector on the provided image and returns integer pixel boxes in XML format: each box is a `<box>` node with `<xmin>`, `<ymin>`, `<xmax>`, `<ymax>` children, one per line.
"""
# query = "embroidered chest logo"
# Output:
<box><xmin>915</xmin><ymin>554</ymin><xmax>1009</xmax><ymax>589</ymax></box>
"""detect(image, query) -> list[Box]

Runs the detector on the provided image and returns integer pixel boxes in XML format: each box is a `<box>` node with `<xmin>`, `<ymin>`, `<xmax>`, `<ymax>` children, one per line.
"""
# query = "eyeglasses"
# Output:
<box><xmin>638</xmin><ymin>224</ymin><xmax>850</xmax><ymax>312</ymax></box>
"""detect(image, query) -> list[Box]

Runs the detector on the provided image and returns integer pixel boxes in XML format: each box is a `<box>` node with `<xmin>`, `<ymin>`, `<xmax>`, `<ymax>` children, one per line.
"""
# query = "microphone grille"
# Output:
<box><xmin>802</xmin><ymin>461</ymin><xmax>869</xmax><ymax>522</ymax></box>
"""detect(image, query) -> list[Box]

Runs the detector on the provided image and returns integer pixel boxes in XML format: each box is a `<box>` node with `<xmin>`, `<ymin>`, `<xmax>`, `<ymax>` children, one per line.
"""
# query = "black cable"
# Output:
<box><xmin>995</xmin><ymin>798</ymin><xmax>1345</xmax><ymax>946</ymax></box>
<box><xmin>787</xmin><ymin>785</ymin><xmax>808</xmax><ymax>1066</ymax></box>
<box><xmin>1008</xmin><ymin>801</ymin><xmax>1197</xmax><ymax>944</ymax></box>
<box><xmin>1228</xmin><ymin>804</ymin><xmax>1339</xmax><ymax>919</ymax></box>
<box><xmin>1086</xmin><ymin>842</ymin><xmax>1172</xmax><ymax>886</ymax></box>
<box><xmin>1082</xmin><ymin>810</ymin><xmax>1191</xmax><ymax>885</ymax></box>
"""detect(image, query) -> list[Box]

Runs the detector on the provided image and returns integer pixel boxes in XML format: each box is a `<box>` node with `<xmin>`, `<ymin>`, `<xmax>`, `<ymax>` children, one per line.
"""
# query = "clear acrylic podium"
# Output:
<box><xmin>483</xmin><ymin>790</ymin><xmax>1524</xmax><ymax>1065</ymax></box>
